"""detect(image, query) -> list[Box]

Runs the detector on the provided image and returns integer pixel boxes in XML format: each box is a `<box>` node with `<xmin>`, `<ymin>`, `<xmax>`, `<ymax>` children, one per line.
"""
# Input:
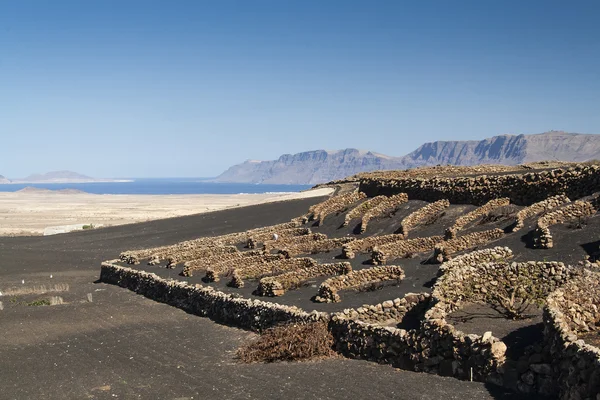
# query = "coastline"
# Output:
<box><xmin>0</xmin><ymin>187</ymin><xmax>333</xmax><ymax>236</ymax></box>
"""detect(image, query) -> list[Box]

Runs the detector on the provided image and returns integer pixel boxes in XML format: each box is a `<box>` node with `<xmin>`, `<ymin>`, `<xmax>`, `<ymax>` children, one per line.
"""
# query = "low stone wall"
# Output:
<box><xmin>204</xmin><ymin>254</ymin><xmax>284</xmax><ymax>282</ymax></box>
<box><xmin>424</xmin><ymin>249</ymin><xmax>576</xmax><ymax>392</ymax></box>
<box><xmin>510</xmin><ymin>194</ymin><xmax>571</xmax><ymax>232</ymax></box>
<box><xmin>533</xmin><ymin>200</ymin><xmax>598</xmax><ymax>249</ymax></box>
<box><xmin>181</xmin><ymin>250</ymin><xmax>264</xmax><ymax>277</ymax></box>
<box><xmin>278</xmin><ymin>237</ymin><xmax>356</xmax><ymax>258</ymax></box>
<box><xmin>100</xmin><ymin>261</ymin><xmax>328</xmax><ymax>331</ymax></box>
<box><xmin>399</xmin><ymin>199</ymin><xmax>450</xmax><ymax>236</ymax></box>
<box><xmin>360</xmin><ymin>193</ymin><xmax>409</xmax><ymax>233</ymax></box>
<box><xmin>371</xmin><ymin>236</ymin><xmax>445</xmax><ymax>265</ymax></box>
<box><xmin>343</xmin><ymin>195</ymin><xmax>387</xmax><ymax>226</ymax></box>
<box><xmin>308</xmin><ymin>191</ymin><xmax>366</xmax><ymax>225</ymax></box>
<box><xmin>120</xmin><ymin>233</ymin><xmax>245</xmax><ymax>264</ymax></box>
<box><xmin>228</xmin><ymin>257</ymin><xmax>318</xmax><ymax>288</ymax></box>
<box><xmin>247</xmin><ymin>227</ymin><xmax>311</xmax><ymax>249</ymax></box>
<box><xmin>256</xmin><ymin>262</ymin><xmax>352</xmax><ymax>296</ymax></box>
<box><xmin>120</xmin><ymin>222</ymin><xmax>303</xmax><ymax>264</ymax></box>
<box><xmin>314</xmin><ymin>266</ymin><xmax>405</xmax><ymax>303</ymax></box>
<box><xmin>432</xmin><ymin>229</ymin><xmax>505</xmax><ymax>263</ymax></box>
<box><xmin>359</xmin><ymin>164</ymin><xmax>600</xmax><ymax>206</ymax></box>
<box><xmin>341</xmin><ymin>234</ymin><xmax>404</xmax><ymax>259</ymax></box>
<box><xmin>544</xmin><ymin>271</ymin><xmax>600</xmax><ymax>399</ymax></box>
<box><xmin>165</xmin><ymin>245</ymin><xmax>239</xmax><ymax>267</ymax></box>
<box><xmin>445</xmin><ymin>198</ymin><xmax>510</xmax><ymax>239</ymax></box>
<box><xmin>339</xmin><ymin>292</ymin><xmax>430</xmax><ymax>324</ymax></box>
<box><xmin>263</xmin><ymin>233</ymin><xmax>328</xmax><ymax>253</ymax></box>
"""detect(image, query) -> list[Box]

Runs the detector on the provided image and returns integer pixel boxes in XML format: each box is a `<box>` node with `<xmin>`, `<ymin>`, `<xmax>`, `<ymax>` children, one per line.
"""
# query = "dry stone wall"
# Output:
<box><xmin>399</xmin><ymin>199</ymin><xmax>450</xmax><ymax>236</ymax></box>
<box><xmin>256</xmin><ymin>262</ymin><xmax>352</xmax><ymax>297</ymax></box>
<box><xmin>510</xmin><ymin>194</ymin><xmax>571</xmax><ymax>232</ymax></box>
<box><xmin>314</xmin><ymin>265</ymin><xmax>405</xmax><ymax>303</ymax></box>
<box><xmin>308</xmin><ymin>191</ymin><xmax>366</xmax><ymax>225</ymax></box>
<box><xmin>165</xmin><ymin>245</ymin><xmax>239</xmax><ymax>267</ymax></box>
<box><xmin>343</xmin><ymin>195</ymin><xmax>388</xmax><ymax>226</ymax></box>
<box><xmin>100</xmin><ymin>261</ymin><xmax>329</xmax><ymax>331</ymax></box>
<box><xmin>359</xmin><ymin>165</ymin><xmax>600</xmax><ymax>206</ymax></box>
<box><xmin>263</xmin><ymin>233</ymin><xmax>327</xmax><ymax>253</ymax></box>
<box><xmin>278</xmin><ymin>237</ymin><xmax>355</xmax><ymax>258</ymax></box>
<box><xmin>247</xmin><ymin>227</ymin><xmax>311</xmax><ymax>249</ymax></box>
<box><xmin>445</xmin><ymin>198</ymin><xmax>510</xmax><ymax>239</ymax></box>
<box><xmin>544</xmin><ymin>271</ymin><xmax>600</xmax><ymax>400</ymax></box>
<box><xmin>360</xmin><ymin>193</ymin><xmax>409</xmax><ymax>233</ymax></box>
<box><xmin>433</xmin><ymin>229</ymin><xmax>505</xmax><ymax>263</ymax></box>
<box><xmin>228</xmin><ymin>257</ymin><xmax>317</xmax><ymax>288</ymax></box>
<box><xmin>371</xmin><ymin>236</ymin><xmax>445</xmax><ymax>265</ymax></box>
<box><xmin>533</xmin><ymin>200</ymin><xmax>598</xmax><ymax>249</ymax></box>
<box><xmin>341</xmin><ymin>234</ymin><xmax>404</xmax><ymax>259</ymax></box>
<box><xmin>181</xmin><ymin>250</ymin><xmax>264</xmax><ymax>277</ymax></box>
<box><xmin>204</xmin><ymin>254</ymin><xmax>284</xmax><ymax>282</ymax></box>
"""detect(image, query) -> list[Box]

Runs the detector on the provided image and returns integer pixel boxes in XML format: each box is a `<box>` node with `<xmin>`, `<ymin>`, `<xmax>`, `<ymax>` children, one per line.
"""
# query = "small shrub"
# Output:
<box><xmin>236</xmin><ymin>321</ymin><xmax>335</xmax><ymax>363</ymax></box>
<box><xmin>82</xmin><ymin>224</ymin><xmax>95</xmax><ymax>230</ymax></box>
<box><xmin>27</xmin><ymin>299</ymin><xmax>51</xmax><ymax>306</ymax></box>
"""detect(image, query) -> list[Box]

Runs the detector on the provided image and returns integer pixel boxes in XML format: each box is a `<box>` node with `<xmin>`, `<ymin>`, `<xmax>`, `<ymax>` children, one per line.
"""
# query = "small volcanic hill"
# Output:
<box><xmin>215</xmin><ymin>131</ymin><xmax>600</xmax><ymax>184</ymax></box>
<box><xmin>0</xmin><ymin>174</ymin><xmax>10</xmax><ymax>183</ymax></box>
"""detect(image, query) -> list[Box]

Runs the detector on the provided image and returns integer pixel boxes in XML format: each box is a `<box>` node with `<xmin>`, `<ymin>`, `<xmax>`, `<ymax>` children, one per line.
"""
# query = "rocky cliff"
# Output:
<box><xmin>216</xmin><ymin>149</ymin><xmax>404</xmax><ymax>185</ymax></box>
<box><xmin>216</xmin><ymin>131</ymin><xmax>600</xmax><ymax>184</ymax></box>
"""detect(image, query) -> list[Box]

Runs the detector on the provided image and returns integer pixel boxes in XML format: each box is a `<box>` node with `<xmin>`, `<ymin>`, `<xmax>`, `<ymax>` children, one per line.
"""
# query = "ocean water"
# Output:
<box><xmin>0</xmin><ymin>179</ymin><xmax>313</xmax><ymax>195</ymax></box>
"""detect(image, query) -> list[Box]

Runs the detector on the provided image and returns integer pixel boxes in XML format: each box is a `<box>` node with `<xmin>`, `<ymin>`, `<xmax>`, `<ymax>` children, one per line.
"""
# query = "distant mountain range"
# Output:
<box><xmin>0</xmin><ymin>170</ymin><xmax>124</xmax><ymax>184</ymax></box>
<box><xmin>215</xmin><ymin>131</ymin><xmax>600</xmax><ymax>184</ymax></box>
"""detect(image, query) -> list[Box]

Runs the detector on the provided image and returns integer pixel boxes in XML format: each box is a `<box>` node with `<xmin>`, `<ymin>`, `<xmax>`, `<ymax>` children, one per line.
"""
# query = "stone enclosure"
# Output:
<box><xmin>103</xmin><ymin>163</ymin><xmax>600</xmax><ymax>400</ymax></box>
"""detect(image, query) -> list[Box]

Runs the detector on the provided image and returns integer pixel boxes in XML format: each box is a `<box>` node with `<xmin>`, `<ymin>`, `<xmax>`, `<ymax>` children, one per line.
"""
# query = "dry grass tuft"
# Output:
<box><xmin>237</xmin><ymin>321</ymin><xmax>335</xmax><ymax>364</ymax></box>
<box><xmin>0</xmin><ymin>284</ymin><xmax>70</xmax><ymax>297</ymax></box>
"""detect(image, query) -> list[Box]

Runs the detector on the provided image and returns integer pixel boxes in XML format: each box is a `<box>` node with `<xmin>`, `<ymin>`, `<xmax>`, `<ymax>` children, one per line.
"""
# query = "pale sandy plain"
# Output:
<box><xmin>0</xmin><ymin>187</ymin><xmax>333</xmax><ymax>236</ymax></box>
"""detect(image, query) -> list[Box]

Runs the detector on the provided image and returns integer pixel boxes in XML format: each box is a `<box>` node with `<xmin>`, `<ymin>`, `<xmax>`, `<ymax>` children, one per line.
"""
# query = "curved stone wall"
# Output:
<box><xmin>278</xmin><ymin>237</ymin><xmax>355</xmax><ymax>258</ymax></box>
<box><xmin>309</xmin><ymin>191</ymin><xmax>366</xmax><ymax>225</ymax></box>
<box><xmin>360</xmin><ymin>193</ymin><xmax>409</xmax><ymax>233</ymax></box>
<box><xmin>445</xmin><ymin>198</ymin><xmax>510</xmax><ymax>239</ymax></box>
<box><xmin>371</xmin><ymin>236</ymin><xmax>445</xmax><ymax>265</ymax></box>
<box><xmin>181</xmin><ymin>249</ymin><xmax>264</xmax><ymax>277</ymax></box>
<box><xmin>399</xmin><ymin>199</ymin><xmax>450</xmax><ymax>236</ymax></box>
<box><xmin>256</xmin><ymin>262</ymin><xmax>352</xmax><ymax>297</ymax></box>
<box><xmin>263</xmin><ymin>233</ymin><xmax>328</xmax><ymax>253</ymax></box>
<box><xmin>247</xmin><ymin>227</ymin><xmax>311</xmax><ymax>249</ymax></box>
<box><xmin>533</xmin><ymin>199</ymin><xmax>598</xmax><ymax>249</ymax></box>
<box><xmin>343</xmin><ymin>195</ymin><xmax>388</xmax><ymax>226</ymax></box>
<box><xmin>341</xmin><ymin>234</ymin><xmax>404</xmax><ymax>259</ymax></box>
<box><xmin>510</xmin><ymin>194</ymin><xmax>571</xmax><ymax>232</ymax></box>
<box><xmin>544</xmin><ymin>271</ymin><xmax>600</xmax><ymax>399</ymax></box>
<box><xmin>314</xmin><ymin>265</ymin><xmax>405</xmax><ymax>303</ymax></box>
<box><xmin>204</xmin><ymin>254</ymin><xmax>285</xmax><ymax>282</ymax></box>
<box><xmin>432</xmin><ymin>229</ymin><xmax>505</xmax><ymax>263</ymax></box>
<box><xmin>228</xmin><ymin>257</ymin><xmax>318</xmax><ymax>288</ymax></box>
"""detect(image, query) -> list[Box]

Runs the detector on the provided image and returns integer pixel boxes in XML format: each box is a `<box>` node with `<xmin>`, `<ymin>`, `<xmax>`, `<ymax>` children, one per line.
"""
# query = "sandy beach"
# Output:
<box><xmin>0</xmin><ymin>187</ymin><xmax>333</xmax><ymax>236</ymax></box>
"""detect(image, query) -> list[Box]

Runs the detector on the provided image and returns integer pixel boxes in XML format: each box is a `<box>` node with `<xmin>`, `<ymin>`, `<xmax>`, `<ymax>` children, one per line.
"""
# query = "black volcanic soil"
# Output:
<box><xmin>447</xmin><ymin>303</ymin><xmax>544</xmax><ymax>360</ymax></box>
<box><xmin>0</xmin><ymin>197</ymin><xmax>531</xmax><ymax>400</ymax></box>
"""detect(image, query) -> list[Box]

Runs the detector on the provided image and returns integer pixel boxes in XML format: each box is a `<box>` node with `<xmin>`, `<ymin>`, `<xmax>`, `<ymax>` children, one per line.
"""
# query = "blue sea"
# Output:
<box><xmin>0</xmin><ymin>179</ymin><xmax>313</xmax><ymax>195</ymax></box>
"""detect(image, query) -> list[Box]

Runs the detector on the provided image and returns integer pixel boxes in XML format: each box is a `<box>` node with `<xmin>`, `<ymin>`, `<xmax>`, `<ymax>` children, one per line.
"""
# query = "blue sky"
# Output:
<box><xmin>1</xmin><ymin>0</ymin><xmax>599</xmax><ymax>178</ymax></box>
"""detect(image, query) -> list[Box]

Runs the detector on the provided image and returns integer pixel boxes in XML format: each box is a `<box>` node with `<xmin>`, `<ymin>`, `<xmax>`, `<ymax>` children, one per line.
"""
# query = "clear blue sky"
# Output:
<box><xmin>1</xmin><ymin>1</ymin><xmax>599</xmax><ymax>178</ymax></box>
